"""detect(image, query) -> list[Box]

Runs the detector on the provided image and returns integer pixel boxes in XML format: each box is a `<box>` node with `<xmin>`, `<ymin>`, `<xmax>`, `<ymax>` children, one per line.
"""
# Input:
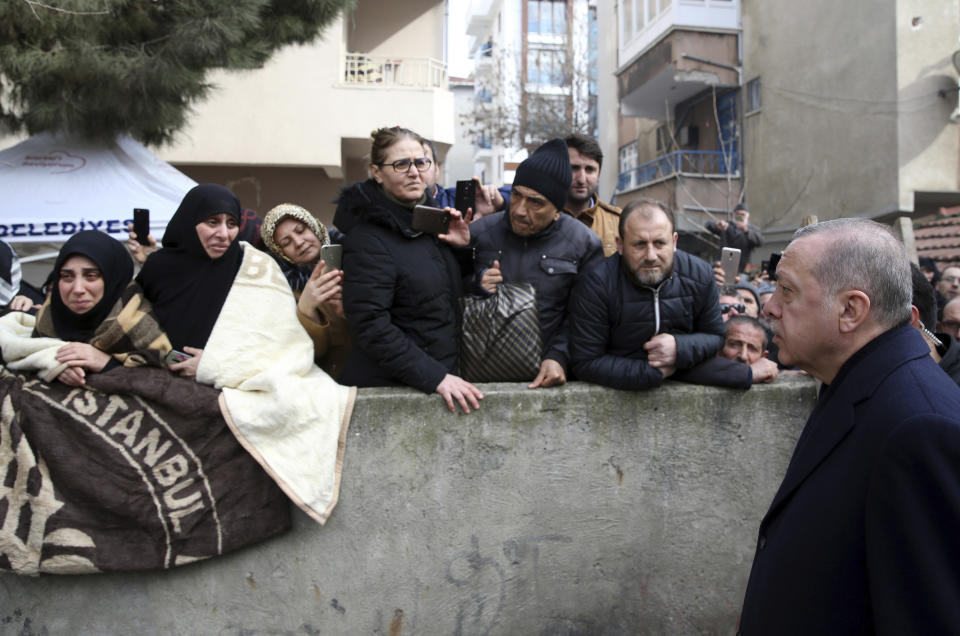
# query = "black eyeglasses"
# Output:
<box><xmin>720</xmin><ymin>303</ymin><xmax>745</xmax><ymax>314</ymax></box>
<box><xmin>378</xmin><ymin>158</ymin><xmax>433</xmax><ymax>173</ymax></box>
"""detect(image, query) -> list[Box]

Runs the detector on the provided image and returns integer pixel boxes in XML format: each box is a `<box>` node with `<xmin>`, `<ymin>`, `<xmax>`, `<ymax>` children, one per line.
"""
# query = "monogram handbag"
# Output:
<box><xmin>460</xmin><ymin>283</ymin><xmax>543</xmax><ymax>382</ymax></box>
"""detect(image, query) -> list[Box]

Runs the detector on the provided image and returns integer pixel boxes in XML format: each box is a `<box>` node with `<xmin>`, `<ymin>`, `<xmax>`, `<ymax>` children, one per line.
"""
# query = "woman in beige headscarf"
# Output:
<box><xmin>261</xmin><ymin>203</ymin><xmax>350</xmax><ymax>379</ymax></box>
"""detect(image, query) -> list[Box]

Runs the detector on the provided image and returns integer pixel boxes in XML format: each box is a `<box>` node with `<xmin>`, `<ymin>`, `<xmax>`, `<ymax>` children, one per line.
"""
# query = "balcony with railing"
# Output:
<box><xmin>616</xmin><ymin>150</ymin><xmax>739</xmax><ymax>193</ymax></box>
<box><xmin>342</xmin><ymin>53</ymin><xmax>447</xmax><ymax>89</ymax></box>
<box><xmin>620</xmin><ymin>0</ymin><xmax>739</xmax><ymax>66</ymax></box>
<box><xmin>334</xmin><ymin>52</ymin><xmax>455</xmax><ymax>164</ymax></box>
<box><xmin>617</xmin><ymin>0</ymin><xmax>740</xmax><ymax>119</ymax></box>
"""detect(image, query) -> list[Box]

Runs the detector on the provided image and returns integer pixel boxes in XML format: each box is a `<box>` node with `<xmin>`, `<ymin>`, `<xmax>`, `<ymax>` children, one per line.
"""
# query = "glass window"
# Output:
<box><xmin>746</xmin><ymin>77</ymin><xmax>762</xmax><ymax>113</ymax></box>
<box><xmin>526</xmin><ymin>49</ymin><xmax>567</xmax><ymax>85</ymax></box>
<box><xmin>528</xmin><ymin>0</ymin><xmax>567</xmax><ymax>36</ymax></box>
<box><xmin>622</xmin><ymin>0</ymin><xmax>634</xmax><ymax>40</ymax></box>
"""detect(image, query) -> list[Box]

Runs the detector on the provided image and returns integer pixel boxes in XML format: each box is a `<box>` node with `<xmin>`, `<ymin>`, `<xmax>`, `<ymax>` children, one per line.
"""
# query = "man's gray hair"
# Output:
<box><xmin>793</xmin><ymin>218</ymin><xmax>912</xmax><ymax>329</ymax></box>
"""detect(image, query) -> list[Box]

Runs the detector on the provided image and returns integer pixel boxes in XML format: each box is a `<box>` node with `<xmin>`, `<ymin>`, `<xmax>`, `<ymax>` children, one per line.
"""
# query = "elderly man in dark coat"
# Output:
<box><xmin>739</xmin><ymin>218</ymin><xmax>960</xmax><ymax>634</ymax></box>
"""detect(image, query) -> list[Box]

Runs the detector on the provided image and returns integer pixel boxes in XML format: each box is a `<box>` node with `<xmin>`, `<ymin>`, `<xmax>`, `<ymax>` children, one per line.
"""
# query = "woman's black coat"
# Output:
<box><xmin>335</xmin><ymin>180</ymin><xmax>466</xmax><ymax>393</ymax></box>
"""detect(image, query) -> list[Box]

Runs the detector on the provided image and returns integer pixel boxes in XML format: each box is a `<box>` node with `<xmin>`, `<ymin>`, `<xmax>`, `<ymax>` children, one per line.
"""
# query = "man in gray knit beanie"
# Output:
<box><xmin>468</xmin><ymin>138</ymin><xmax>603</xmax><ymax>388</ymax></box>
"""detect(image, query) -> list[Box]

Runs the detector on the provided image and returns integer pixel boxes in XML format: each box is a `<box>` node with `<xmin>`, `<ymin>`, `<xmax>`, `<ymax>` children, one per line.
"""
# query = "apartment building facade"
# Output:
<box><xmin>612</xmin><ymin>0</ymin><xmax>960</xmax><ymax>264</ymax></box>
<box><xmin>611</xmin><ymin>0</ymin><xmax>741</xmax><ymax>257</ymax></box>
<box><xmin>156</xmin><ymin>0</ymin><xmax>455</xmax><ymax>226</ymax></box>
<box><xmin>465</xmin><ymin>0</ymin><xmax>599</xmax><ymax>188</ymax></box>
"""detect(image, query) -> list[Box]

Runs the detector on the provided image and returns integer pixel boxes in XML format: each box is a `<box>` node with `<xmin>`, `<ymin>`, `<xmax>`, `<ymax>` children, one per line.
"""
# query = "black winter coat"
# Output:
<box><xmin>569</xmin><ymin>250</ymin><xmax>725</xmax><ymax>390</ymax></box>
<box><xmin>335</xmin><ymin>180</ymin><xmax>466</xmax><ymax>393</ymax></box>
<box><xmin>469</xmin><ymin>212</ymin><xmax>602</xmax><ymax>371</ymax></box>
<box><xmin>740</xmin><ymin>324</ymin><xmax>960</xmax><ymax>634</ymax></box>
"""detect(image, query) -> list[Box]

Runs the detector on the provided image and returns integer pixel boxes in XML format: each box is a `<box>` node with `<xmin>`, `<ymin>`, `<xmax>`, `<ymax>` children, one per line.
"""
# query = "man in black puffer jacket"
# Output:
<box><xmin>469</xmin><ymin>138</ymin><xmax>603</xmax><ymax>388</ymax></box>
<box><xmin>569</xmin><ymin>198</ymin><xmax>725</xmax><ymax>390</ymax></box>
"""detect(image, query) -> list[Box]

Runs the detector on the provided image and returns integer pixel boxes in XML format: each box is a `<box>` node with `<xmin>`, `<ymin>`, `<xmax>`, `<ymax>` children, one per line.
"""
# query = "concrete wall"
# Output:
<box><xmin>895</xmin><ymin>0</ymin><xmax>960</xmax><ymax>212</ymax></box>
<box><xmin>1</xmin><ymin>377</ymin><xmax>817</xmax><ymax>635</ymax></box>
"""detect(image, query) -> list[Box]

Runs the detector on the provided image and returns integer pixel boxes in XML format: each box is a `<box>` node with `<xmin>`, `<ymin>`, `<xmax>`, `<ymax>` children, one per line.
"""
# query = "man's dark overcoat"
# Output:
<box><xmin>739</xmin><ymin>323</ymin><xmax>960</xmax><ymax>634</ymax></box>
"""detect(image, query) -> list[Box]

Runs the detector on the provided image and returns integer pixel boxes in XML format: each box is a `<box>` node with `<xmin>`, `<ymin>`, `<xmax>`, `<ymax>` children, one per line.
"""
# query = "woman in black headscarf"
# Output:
<box><xmin>33</xmin><ymin>231</ymin><xmax>134</xmax><ymax>385</ymax></box>
<box><xmin>137</xmin><ymin>184</ymin><xmax>243</xmax><ymax>376</ymax></box>
<box><xmin>136</xmin><ymin>184</ymin><xmax>242</xmax><ymax>377</ymax></box>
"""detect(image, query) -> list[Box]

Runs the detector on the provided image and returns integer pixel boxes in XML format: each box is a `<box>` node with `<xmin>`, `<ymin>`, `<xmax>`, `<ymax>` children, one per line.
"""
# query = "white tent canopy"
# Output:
<box><xmin>0</xmin><ymin>133</ymin><xmax>196</xmax><ymax>243</ymax></box>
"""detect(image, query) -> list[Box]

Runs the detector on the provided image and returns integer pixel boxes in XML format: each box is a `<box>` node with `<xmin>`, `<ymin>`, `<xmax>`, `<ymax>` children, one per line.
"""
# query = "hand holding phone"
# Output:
<box><xmin>767</xmin><ymin>252</ymin><xmax>782</xmax><ymax>281</ymax></box>
<box><xmin>412</xmin><ymin>205</ymin><xmax>451</xmax><ymax>235</ymax></box>
<box><xmin>163</xmin><ymin>349</ymin><xmax>193</xmax><ymax>365</ymax></box>
<box><xmin>133</xmin><ymin>208</ymin><xmax>151</xmax><ymax>246</ymax></box>
<box><xmin>454</xmin><ymin>180</ymin><xmax>476</xmax><ymax>215</ymax></box>
<box><xmin>721</xmin><ymin>247</ymin><xmax>741</xmax><ymax>284</ymax></box>
<box><xmin>321</xmin><ymin>244</ymin><xmax>343</xmax><ymax>270</ymax></box>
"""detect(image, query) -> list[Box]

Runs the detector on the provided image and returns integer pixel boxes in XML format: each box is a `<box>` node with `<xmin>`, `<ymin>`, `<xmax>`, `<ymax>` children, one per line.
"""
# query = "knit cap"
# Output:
<box><xmin>512</xmin><ymin>138</ymin><xmax>571</xmax><ymax>211</ymax></box>
<box><xmin>735</xmin><ymin>281</ymin><xmax>760</xmax><ymax>307</ymax></box>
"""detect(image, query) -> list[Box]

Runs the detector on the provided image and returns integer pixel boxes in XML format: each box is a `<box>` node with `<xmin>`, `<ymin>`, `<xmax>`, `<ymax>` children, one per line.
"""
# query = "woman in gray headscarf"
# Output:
<box><xmin>261</xmin><ymin>203</ymin><xmax>350</xmax><ymax>379</ymax></box>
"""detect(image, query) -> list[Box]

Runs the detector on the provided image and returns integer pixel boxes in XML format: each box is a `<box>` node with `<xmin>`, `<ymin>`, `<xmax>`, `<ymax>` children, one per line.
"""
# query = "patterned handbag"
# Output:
<box><xmin>460</xmin><ymin>282</ymin><xmax>543</xmax><ymax>382</ymax></box>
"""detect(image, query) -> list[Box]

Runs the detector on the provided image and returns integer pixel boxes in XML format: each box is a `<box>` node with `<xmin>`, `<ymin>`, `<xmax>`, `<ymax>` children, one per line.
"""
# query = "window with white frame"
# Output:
<box><xmin>618</xmin><ymin>141</ymin><xmax>638</xmax><ymax>190</ymax></box>
<box><xmin>746</xmin><ymin>77</ymin><xmax>761</xmax><ymax>113</ymax></box>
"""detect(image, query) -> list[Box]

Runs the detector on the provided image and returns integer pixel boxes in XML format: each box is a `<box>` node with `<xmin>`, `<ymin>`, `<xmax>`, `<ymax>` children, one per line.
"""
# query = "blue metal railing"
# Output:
<box><xmin>616</xmin><ymin>150</ymin><xmax>740</xmax><ymax>192</ymax></box>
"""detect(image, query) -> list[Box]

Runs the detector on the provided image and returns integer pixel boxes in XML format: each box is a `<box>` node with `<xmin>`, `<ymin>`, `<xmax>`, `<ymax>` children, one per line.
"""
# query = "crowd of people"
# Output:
<box><xmin>3</xmin><ymin>126</ymin><xmax>960</xmax><ymax>631</ymax></box>
<box><xmin>3</xmin><ymin>126</ymin><xmax>960</xmax><ymax>414</ymax></box>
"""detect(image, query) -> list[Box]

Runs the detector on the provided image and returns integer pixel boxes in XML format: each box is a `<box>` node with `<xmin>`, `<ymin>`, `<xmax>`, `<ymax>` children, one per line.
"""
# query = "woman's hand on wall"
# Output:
<box><xmin>436</xmin><ymin>373</ymin><xmax>484</xmax><ymax>414</ymax></box>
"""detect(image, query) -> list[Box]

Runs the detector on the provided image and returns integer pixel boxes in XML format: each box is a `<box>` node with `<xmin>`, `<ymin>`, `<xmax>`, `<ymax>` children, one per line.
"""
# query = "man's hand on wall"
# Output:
<box><xmin>750</xmin><ymin>358</ymin><xmax>779</xmax><ymax>383</ymax></box>
<box><xmin>528</xmin><ymin>358</ymin><xmax>566</xmax><ymax>389</ymax></box>
<box><xmin>644</xmin><ymin>333</ymin><xmax>678</xmax><ymax>369</ymax></box>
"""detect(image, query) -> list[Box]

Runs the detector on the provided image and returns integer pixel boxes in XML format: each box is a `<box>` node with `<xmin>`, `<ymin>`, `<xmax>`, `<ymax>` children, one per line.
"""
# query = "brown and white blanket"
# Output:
<box><xmin>198</xmin><ymin>245</ymin><xmax>356</xmax><ymax>525</ymax></box>
<box><xmin>0</xmin><ymin>244</ymin><xmax>355</xmax><ymax>574</ymax></box>
<box><xmin>0</xmin><ymin>365</ymin><xmax>291</xmax><ymax>574</ymax></box>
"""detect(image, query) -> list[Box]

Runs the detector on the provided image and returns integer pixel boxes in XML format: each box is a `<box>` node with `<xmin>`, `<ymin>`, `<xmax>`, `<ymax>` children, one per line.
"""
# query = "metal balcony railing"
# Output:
<box><xmin>616</xmin><ymin>150</ymin><xmax>740</xmax><ymax>192</ymax></box>
<box><xmin>342</xmin><ymin>53</ymin><xmax>447</xmax><ymax>89</ymax></box>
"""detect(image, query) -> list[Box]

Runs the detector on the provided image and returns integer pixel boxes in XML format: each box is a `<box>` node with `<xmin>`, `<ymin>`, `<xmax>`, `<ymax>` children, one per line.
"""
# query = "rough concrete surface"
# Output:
<box><xmin>1</xmin><ymin>377</ymin><xmax>816</xmax><ymax>635</ymax></box>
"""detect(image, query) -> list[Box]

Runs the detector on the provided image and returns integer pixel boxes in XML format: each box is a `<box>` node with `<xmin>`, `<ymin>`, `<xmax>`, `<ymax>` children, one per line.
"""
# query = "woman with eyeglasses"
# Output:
<box><xmin>333</xmin><ymin>126</ymin><xmax>483</xmax><ymax>413</ymax></box>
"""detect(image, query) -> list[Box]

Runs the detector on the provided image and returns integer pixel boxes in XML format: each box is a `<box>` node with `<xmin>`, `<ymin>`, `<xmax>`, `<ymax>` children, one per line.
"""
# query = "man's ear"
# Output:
<box><xmin>909</xmin><ymin>305</ymin><xmax>921</xmax><ymax>329</ymax></box>
<box><xmin>837</xmin><ymin>290</ymin><xmax>871</xmax><ymax>334</ymax></box>
<box><xmin>616</xmin><ymin>235</ymin><xmax>623</xmax><ymax>255</ymax></box>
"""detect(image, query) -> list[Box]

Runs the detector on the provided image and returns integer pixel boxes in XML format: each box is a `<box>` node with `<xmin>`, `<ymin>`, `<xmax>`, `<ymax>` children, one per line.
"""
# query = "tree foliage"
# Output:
<box><xmin>0</xmin><ymin>0</ymin><xmax>351</xmax><ymax>145</ymax></box>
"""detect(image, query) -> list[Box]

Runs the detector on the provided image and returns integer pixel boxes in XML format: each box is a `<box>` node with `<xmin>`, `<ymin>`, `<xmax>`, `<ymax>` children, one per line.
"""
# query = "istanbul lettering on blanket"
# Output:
<box><xmin>60</xmin><ymin>387</ymin><xmax>217</xmax><ymax>539</ymax></box>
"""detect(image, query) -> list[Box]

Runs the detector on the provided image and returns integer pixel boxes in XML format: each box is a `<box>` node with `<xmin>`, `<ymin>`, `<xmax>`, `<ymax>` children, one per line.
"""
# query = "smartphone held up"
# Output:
<box><xmin>720</xmin><ymin>247</ymin><xmax>741</xmax><ymax>284</ymax></box>
<box><xmin>411</xmin><ymin>205</ymin><xmax>451</xmax><ymax>235</ymax></box>
<box><xmin>454</xmin><ymin>180</ymin><xmax>476</xmax><ymax>215</ymax></box>
<box><xmin>321</xmin><ymin>244</ymin><xmax>343</xmax><ymax>271</ymax></box>
<box><xmin>133</xmin><ymin>208</ymin><xmax>151</xmax><ymax>246</ymax></box>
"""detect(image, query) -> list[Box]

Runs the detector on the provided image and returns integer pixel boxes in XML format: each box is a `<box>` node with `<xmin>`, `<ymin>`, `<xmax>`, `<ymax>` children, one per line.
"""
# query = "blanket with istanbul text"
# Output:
<box><xmin>0</xmin><ymin>365</ymin><xmax>291</xmax><ymax>575</ymax></box>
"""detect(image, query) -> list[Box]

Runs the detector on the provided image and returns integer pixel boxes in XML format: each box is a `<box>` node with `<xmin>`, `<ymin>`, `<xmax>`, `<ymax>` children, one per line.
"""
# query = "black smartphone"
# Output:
<box><xmin>454</xmin><ymin>179</ymin><xmax>476</xmax><ymax>214</ymax></box>
<box><xmin>321</xmin><ymin>244</ymin><xmax>343</xmax><ymax>270</ymax></box>
<box><xmin>133</xmin><ymin>208</ymin><xmax>150</xmax><ymax>246</ymax></box>
<box><xmin>411</xmin><ymin>205</ymin><xmax>451</xmax><ymax>235</ymax></box>
<box><xmin>768</xmin><ymin>252</ymin><xmax>782</xmax><ymax>281</ymax></box>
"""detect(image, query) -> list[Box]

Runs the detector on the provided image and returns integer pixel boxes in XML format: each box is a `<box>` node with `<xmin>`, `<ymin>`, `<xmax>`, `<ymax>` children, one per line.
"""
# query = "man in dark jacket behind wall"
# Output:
<box><xmin>568</xmin><ymin>198</ymin><xmax>725</xmax><ymax>390</ymax></box>
<box><xmin>469</xmin><ymin>138</ymin><xmax>603</xmax><ymax>388</ymax></box>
